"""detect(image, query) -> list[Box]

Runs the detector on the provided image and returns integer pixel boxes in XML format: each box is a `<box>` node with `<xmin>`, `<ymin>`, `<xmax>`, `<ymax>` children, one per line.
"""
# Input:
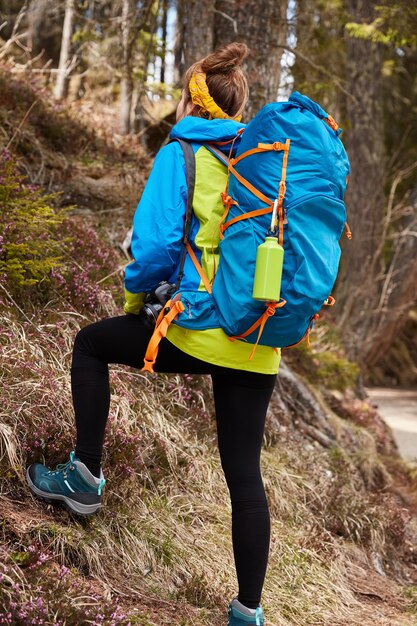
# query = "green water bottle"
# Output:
<box><xmin>252</xmin><ymin>199</ymin><xmax>284</xmax><ymax>301</ymax></box>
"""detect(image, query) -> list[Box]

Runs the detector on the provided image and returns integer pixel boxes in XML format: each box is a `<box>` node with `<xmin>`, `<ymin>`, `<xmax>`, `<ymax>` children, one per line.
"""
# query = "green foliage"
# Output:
<box><xmin>0</xmin><ymin>149</ymin><xmax>121</xmax><ymax>315</ymax></box>
<box><xmin>0</xmin><ymin>150</ymin><xmax>67</xmax><ymax>292</ymax></box>
<box><xmin>346</xmin><ymin>3</ymin><xmax>417</xmax><ymax>48</ymax></box>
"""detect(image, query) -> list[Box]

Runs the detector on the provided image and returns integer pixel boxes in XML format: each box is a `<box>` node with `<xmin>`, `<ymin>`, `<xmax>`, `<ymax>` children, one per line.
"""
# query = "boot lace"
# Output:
<box><xmin>47</xmin><ymin>459</ymin><xmax>74</xmax><ymax>476</ymax></box>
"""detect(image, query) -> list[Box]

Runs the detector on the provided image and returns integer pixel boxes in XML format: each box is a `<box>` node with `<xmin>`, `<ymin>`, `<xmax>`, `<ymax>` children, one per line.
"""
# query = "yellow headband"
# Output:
<box><xmin>188</xmin><ymin>69</ymin><xmax>242</xmax><ymax>122</ymax></box>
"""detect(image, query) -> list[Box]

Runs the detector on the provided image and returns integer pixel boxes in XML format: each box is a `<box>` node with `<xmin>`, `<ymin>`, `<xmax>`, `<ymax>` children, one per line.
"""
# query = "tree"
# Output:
<box><xmin>119</xmin><ymin>0</ymin><xmax>157</xmax><ymax>135</ymax></box>
<box><xmin>174</xmin><ymin>0</ymin><xmax>214</xmax><ymax>83</ymax></box>
<box><xmin>213</xmin><ymin>0</ymin><xmax>288</xmax><ymax>119</ymax></box>
<box><xmin>353</xmin><ymin>45</ymin><xmax>417</xmax><ymax>368</ymax></box>
<box><xmin>159</xmin><ymin>0</ymin><xmax>168</xmax><ymax>84</ymax></box>
<box><xmin>54</xmin><ymin>0</ymin><xmax>76</xmax><ymax>100</ymax></box>
<box><xmin>333</xmin><ymin>0</ymin><xmax>385</xmax><ymax>367</ymax></box>
<box><xmin>334</xmin><ymin>0</ymin><xmax>417</xmax><ymax>370</ymax></box>
<box><xmin>119</xmin><ymin>0</ymin><xmax>136</xmax><ymax>134</ymax></box>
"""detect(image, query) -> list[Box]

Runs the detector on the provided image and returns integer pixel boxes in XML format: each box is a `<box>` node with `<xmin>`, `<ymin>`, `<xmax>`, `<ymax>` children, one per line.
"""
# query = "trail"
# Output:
<box><xmin>366</xmin><ymin>388</ymin><xmax>417</xmax><ymax>461</ymax></box>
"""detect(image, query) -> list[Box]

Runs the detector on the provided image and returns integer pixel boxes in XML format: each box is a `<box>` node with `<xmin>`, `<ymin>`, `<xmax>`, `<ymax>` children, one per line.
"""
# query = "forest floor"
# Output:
<box><xmin>1</xmin><ymin>68</ymin><xmax>417</xmax><ymax>626</ymax></box>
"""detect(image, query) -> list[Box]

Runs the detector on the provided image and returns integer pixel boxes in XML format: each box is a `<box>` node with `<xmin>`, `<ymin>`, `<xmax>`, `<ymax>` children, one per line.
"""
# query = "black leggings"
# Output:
<box><xmin>71</xmin><ymin>314</ymin><xmax>277</xmax><ymax>609</ymax></box>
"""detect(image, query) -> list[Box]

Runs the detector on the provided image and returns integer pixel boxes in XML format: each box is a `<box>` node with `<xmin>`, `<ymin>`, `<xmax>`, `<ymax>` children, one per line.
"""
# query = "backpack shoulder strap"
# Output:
<box><xmin>204</xmin><ymin>144</ymin><xmax>230</xmax><ymax>167</ymax></box>
<box><xmin>170</xmin><ymin>138</ymin><xmax>196</xmax><ymax>289</ymax></box>
<box><xmin>171</xmin><ymin>139</ymin><xmax>215</xmax><ymax>294</ymax></box>
<box><xmin>170</xmin><ymin>138</ymin><xmax>196</xmax><ymax>244</ymax></box>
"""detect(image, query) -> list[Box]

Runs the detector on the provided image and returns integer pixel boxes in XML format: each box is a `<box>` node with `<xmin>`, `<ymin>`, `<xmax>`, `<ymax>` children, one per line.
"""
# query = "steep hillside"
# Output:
<box><xmin>367</xmin><ymin>309</ymin><xmax>417</xmax><ymax>388</ymax></box>
<box><xmin>1</xmin><ymin>68</ymin><xmax>417</xmax><ymax>626</ymax></box>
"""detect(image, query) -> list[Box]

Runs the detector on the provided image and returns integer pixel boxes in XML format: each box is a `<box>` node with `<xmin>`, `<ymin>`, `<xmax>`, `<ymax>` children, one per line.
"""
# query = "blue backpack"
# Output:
<box><xmin>211</xmin><ymin>91</ymin><xmax>351</xmax><ymax>354</ymax></box>
<box><xmin>142</xmin><ymin>92</ymin><xmax>351</xmax><ymax>372</ymax></box>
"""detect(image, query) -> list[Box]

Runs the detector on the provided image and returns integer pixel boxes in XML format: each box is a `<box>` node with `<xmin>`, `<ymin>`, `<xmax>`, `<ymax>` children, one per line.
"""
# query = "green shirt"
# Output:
<box><xmin>166</xmin><ymin>325</ymin><xmax>280</xmax><ymax>374</ymax></box>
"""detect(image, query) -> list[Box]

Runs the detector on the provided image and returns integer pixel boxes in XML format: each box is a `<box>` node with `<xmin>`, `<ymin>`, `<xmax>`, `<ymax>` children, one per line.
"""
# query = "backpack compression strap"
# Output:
<box><xmin>221</xmin><ymin>139</ymin><xmax>291</xmax><ymax>247</ymax></box>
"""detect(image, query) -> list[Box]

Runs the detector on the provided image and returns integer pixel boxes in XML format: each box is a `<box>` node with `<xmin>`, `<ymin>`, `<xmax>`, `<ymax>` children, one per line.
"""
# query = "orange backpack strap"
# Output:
<box><xmin>227</xmin><ymin>162</ymin><xmax>273</xmax><ymax>206</ymax></box>
<box><xmin>185</xmin><ymin>241</ymin><xmax>213</xmax><ymax>294</ymax></box>
<box><xmin>221</xmin><ymin>205</ymin><xmax>274</xmax><ymax>234</ymax></box>
<box><xmin>141</xmin><ymin>299</ymin><xmax>185</xmax><ymax>373</ymax></box>
<box><xmin>228</xmin><ymin>299</ymin><xmax>286</xmax><ymax>360</ymax></box>
<box><xmin>142</xmin><ymin>138</ymin><xmax>195</xmax><ymax>374</ymax></box>
<box><xmin>222</xmin><ymin>139</ymin><xmax>291</xmax><ymax>236</ymax></box>
<box><xmin>232</xmin><ymin>141</ymin><xmax>288</xmax><ymax>166</ymax></box>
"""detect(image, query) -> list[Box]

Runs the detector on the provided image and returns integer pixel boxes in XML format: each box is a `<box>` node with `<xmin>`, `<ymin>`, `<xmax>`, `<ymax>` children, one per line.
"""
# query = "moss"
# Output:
<box><xmin>286</xmin><ymin>342</ymin><xmax>359</xmax><ymax>391</ymax></box>
<box><xmin>403</xmin><ymin>585</ymin><xmax>417</xmax><ymax>614</ymax></box>
<box><xmin>10</xmin><ymin>549</ymin><xmax>30</xmax><ymax>565</ymax></box>
<box><xmin>313</xmin><ymin>351</ymin><xmax>359</xmax><ymax>390</ymax></box>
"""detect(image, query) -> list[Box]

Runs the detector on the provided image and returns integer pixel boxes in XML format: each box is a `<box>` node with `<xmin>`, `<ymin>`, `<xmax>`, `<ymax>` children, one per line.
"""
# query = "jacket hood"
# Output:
<box><xmin>170</xmin><ymin>116</ymin><xmax>245</xmax><ymax>154</ymax></box>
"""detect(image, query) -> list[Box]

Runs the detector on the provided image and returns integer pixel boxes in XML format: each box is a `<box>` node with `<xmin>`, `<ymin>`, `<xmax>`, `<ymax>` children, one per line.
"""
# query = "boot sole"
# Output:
<box><xmin>26</xmin><ymin>468</ymin><xmax>102</xmax><ymax>517</ymax></box>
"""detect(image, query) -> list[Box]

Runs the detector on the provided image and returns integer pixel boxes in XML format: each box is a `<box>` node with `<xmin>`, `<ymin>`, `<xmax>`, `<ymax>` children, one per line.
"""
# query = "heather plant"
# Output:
<box><xmin>50</xmin><ymin>215</ymin><xmax>122</xmax><ymax>316</ymax></box>
<box><xmin>0</xmin><ymin>544</ymin><xmax>131</xmax><ymax>625</ymax></box>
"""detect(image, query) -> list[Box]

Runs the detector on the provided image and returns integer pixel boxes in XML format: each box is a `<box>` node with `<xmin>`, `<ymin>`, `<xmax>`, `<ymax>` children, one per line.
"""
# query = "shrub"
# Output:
<box><xmin>0</xmin><ymin>149</ymin><xmax>122</xmax><ymax>316</ymax></box>
<box><xmin>0</xmin><ymin>149</ymin><xmax>65</xmax><ymax>294</ymax></box>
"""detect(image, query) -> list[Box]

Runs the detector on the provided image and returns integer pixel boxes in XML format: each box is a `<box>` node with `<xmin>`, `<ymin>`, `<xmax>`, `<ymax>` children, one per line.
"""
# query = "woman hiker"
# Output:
<box><xmin>26</xmin><ymin>42</ymin><xmax>280</xmax><ymax>626</ymax></box>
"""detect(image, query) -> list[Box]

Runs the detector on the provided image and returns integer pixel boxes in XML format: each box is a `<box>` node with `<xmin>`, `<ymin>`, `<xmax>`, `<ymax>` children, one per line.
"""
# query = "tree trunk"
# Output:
<box><xmin>213</xmin><ymin>0</ymin><xmax>288</xmax><ymax>120</ymax></box>
<box><xmin>120</xmin><ymin>76</ymin><xmax>134</xmax><ymax>134</ymax></box>
<box><xmin>364</xmin><ymin>182</ymin><xmax>417</xmax><ymax>367</ymax></box>
<box><xmin>160</xmin><ymin>0</ymin><xmax>168</xmax><ymax>84</ymax></box>
<box><xmin>119</xmin><ymin>0</ymin><xmax>156</xmax><ymax>135</ymax></box>
<box><xmin>174</xmin><ymin>0</ymin><xmax>215</xmax><ymax>83</ymax></box>
<box><xmin>54</xmin><ymin>0</ymin><xmax>75</xmax><ymax>100</ymax></box>
<box><xmin>132</xmin><ymin>2</ymin><xmax>160</xmax><ymax>139</ymax></box>
<box><xmin>334</xmin><ymin>0</ymin><xmax>385</xmax><ymax>368</ymax></box>
<box><xmin>119</xmin><ymin>0</ymin><xmax>135</xmax><ymax>134</ymax></box>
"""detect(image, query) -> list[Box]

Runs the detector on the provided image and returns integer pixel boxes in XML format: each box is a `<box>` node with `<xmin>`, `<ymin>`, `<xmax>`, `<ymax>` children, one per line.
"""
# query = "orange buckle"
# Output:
<box><xmin>221</xmin><ymin>192</ymin><xmax>236</xmax><ymax>210</ymax></box>
<box><xmin>278</xmin><ymin>180</ymin><xmax>286</xmax><ymax>202</ymax></box>
<box><xmin>142</xmin><ymin>358</ymin><xmax>156</xmax><ymax>373</ymax></box>
<box><xmin>345</xmin><ymin>221</ymin><xmax>352</xmax><ymax>239</ymax></box>
<box><xmin>324</xmin><ymin>296</ymin><xmax>335</xmax><ymax>306</ymax></box>
<box><xmin>325</xmin><ymin>115</ymin><xmax>339</xmax><ymax>133</ymax></box>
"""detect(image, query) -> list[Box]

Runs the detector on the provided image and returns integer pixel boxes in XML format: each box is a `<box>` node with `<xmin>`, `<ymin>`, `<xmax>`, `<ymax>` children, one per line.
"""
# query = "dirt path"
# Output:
<box><xmin>366</xmin><ymin>388</ymin><xmax>417</xmax><ymax>461</ymax></box>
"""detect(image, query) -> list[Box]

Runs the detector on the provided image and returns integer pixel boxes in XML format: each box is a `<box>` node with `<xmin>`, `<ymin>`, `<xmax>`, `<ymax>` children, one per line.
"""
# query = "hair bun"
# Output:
<box><xmin>201</xmin><ymin>42</ymin><xmax>249</xmax><ymax>74</ymax></box>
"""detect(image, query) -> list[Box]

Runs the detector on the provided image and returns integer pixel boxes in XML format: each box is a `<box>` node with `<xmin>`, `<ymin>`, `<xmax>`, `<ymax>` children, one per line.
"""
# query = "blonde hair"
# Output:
<box><xmin>183</xmin><ymin>42</ymin><xmax>249</xmax><ymax>119</ymax></box>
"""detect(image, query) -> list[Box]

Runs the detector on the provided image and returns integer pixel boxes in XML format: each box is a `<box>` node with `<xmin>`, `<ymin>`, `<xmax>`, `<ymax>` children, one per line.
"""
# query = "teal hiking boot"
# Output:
<box><xmin>227</xmin><ymin>598</ymin><xmax>265</xmax><ymax>625</ymax></box>
<box><xmin>26</xmin><ymin>451</ymin><xmax>105</xmax><ymax>516</ymax></box>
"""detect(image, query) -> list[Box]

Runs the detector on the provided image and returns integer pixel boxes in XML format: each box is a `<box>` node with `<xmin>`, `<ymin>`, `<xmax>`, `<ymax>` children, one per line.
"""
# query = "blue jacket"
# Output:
<box><xmin>124</xmin><ymin>116</ymin><xmax>244</xmax><ymax>314</ymax></box>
